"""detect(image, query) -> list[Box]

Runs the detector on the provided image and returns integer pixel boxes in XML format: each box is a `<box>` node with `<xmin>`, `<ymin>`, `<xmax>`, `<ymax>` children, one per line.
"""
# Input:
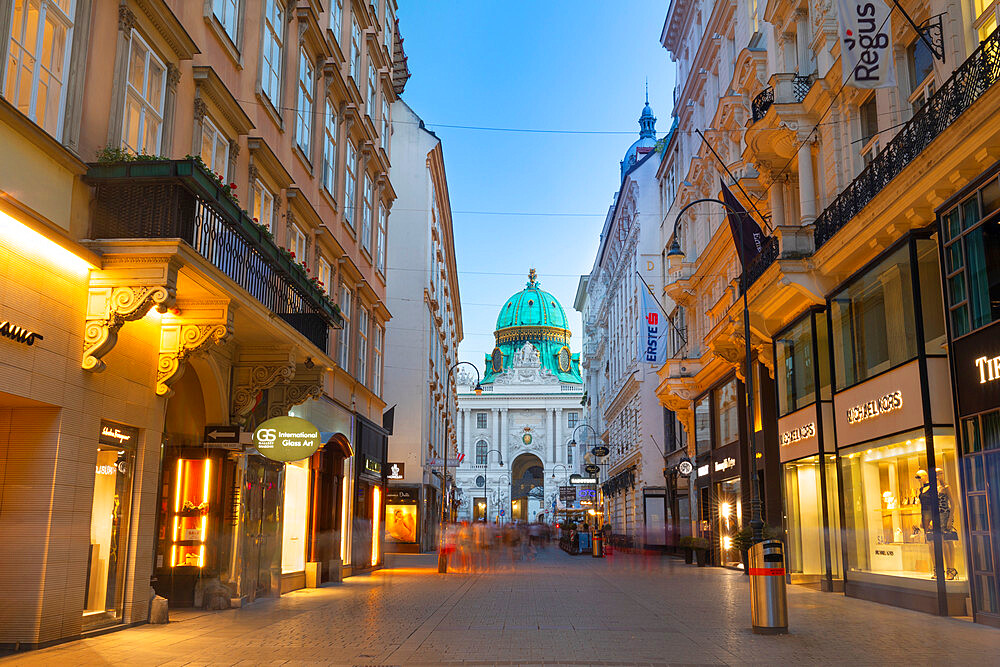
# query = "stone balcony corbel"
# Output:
<box><xmin>230</xmin><ymin>346</ymin><xmax>297</xmax><ymax>421</ymax></box>
<box><xmin>266</xmin><ymin>364</ymin><xmax>324</xmax><ymax>419</ymax></box>
<box><xmin>83</xmin><ymin>255</ymin><xmax>180</xmax><ymax>372</ymax></box>
<box><xmin>775</xmin><ymin>223</ymin><xmax>815</xmax><ymax>258</ymax></box>
<box><xmin>157</xmin><ymin>300</ymin><xmax>233</xmax><ymax>397</ymax></box>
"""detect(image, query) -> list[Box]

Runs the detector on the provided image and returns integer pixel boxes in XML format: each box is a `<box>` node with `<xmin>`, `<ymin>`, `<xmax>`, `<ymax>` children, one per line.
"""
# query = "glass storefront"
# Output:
<box><xmin>840</xmin><ymin>430</ymin><xmax>966</xmax><ymax>584</ymax></box>
<box><xmin>84</xmin><ymin>443</ymin><xmax>134</xmax><ymax>627</ymax></box>
<box><xmin>716</xmin><ymin>478</ymin><xmax>742</xmax><ymax>567</ymax></box>
<box><xmin>775</xmin><ymin>313</ymin><xmax>831</xmax><ymax>416</ymax></box>
<box><xmin>960</xmin><ymin>410</ymin><xmax>1000</xmax><ymax>618</ymax></box>
<box><xmin>783</xmin><ymin>455</ymin><xmax>841</xmax><ymax>582</ymax></box>
<box><xmin>281</xmin><ymin>460</ymin><xmax>310</xmax><ymax>574</ymax></box>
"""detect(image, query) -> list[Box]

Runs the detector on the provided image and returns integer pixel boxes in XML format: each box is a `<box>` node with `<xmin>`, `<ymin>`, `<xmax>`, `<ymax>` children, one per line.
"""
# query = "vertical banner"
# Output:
<box><xmin>639</xmin><ymin>285</ymin><xmax>667</xmax><ymax>365</ymax></box>
<box><xmin>835</xmin><ymin>0</ymin><xmax>896</xmax><ymax>89</ymax></box>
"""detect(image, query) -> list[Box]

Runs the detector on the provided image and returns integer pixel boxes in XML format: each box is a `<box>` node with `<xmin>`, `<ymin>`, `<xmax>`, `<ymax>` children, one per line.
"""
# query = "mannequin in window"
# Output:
<box><xmin>916</xmin><ymin>468</ymin><xmax>958</xmax><ymax>580</ymax></box>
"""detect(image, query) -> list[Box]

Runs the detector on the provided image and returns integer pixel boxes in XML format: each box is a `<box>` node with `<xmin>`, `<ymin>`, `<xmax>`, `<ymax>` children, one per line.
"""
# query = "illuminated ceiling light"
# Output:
<box><xmin>0</xmin><ymin>209</ymin><xmax>95</xmax><ymax>274</ymax></box>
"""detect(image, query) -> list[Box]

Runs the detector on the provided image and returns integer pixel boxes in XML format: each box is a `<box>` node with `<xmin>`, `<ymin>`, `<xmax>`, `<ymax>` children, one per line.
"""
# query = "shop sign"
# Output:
<box><xmin>99</xmin><ymin>420</ymin><xmax>138</xmax><ymax>447</ymax></box>
<box><xmin>952</xmin><ymin>324</ymin><xmax>1000</xmax><ymax>415</ymax></box>
<box><xmin>584</xmin><ymin>463</ymin><xmax>601</xmax><ymax>475</ymax></box>
<box><xmin>0</xmin><ymin>319</ymin><xmax>43</xmax><ymax>346</ymax></box>
<box><xmin>871</xmin><ymin>544</ymin><xmax>902</xmax><ymax>570</ymax></box>
<box><xmin>780</xmin><ymin>422</ymin><xmax>816</xmax><ymax>446</ymax></box>
<box><xmin>846</xmin><ymin>390</ymin><xmax>902</xmax><ymax>424</ymax></box>
<box><xmin>387</xmin><ymin>488</ymin><xmax>417</xmax><ymax>504</ymax></box>
<box><xmin>697</xmin><ymin>464</ymin><xmax>709</xmax><ymax>478</ymax></box>
<box><xmin>387</xmin><ymin>462</ymin><xmax>404</xmax><ymax>480</ymax></box>
<box><xmin>365</xmin><ymin>458</ymin><xmax>382</xmax><ymax>475</ymax></box>
<box><xmin>974</xmin><ymin>354</ymin><xmax>1000</xmax><ymax>385</ymax></box>
<box><xmin>591</xmin><ymin>445</ymin><xmax>610</xmax><ymax>457</ymax></box>
<box><xmin>570</xmin><ymin>477</ymin><xmax>597</xmax><ymax>484</ymax></box>
<box><xmin>204</xmin><ymin>425</ymin><xmax>240</xmax><ymax>449</ymax></box>
<box><xmin>252</xmin><ymin>416</ymin><xmax>321</xmax><ymax>462</ymax></box>
<box><xmin>427</xmin><ymin>456</ymin><xmax>464</xmax><ymax>467</ymax></box>
<box><xmin>578</xmin><ymin>488</ymin><xmax>596</xmax><ymax>500</ymax></box>
<box><xmin>714</xmin><ymin>457</ymin><xmax>736</xmax><ymax>473</ymax></box>
<box><xmin>559</xmin><ymin>486</ymin><xmax>576</xmax><ymax>501</ymax></box>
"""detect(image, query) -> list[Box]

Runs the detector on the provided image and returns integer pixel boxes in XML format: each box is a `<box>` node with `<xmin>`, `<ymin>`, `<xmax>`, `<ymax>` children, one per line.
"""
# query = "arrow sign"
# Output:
<box><xmin>204</xmin><ymin>425</ymin><xmax>240</xmax><ymax>449</ymax></box>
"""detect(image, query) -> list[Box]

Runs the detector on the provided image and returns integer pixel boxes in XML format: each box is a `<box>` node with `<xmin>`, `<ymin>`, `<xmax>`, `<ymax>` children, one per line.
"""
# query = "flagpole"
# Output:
<box><xmin>635</xmin><ymin>271</ymin><xmax>686</xmax><ymax>346</ymax></box>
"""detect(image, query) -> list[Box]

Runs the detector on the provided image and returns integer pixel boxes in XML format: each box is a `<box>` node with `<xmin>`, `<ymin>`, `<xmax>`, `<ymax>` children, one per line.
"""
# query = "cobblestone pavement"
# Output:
<box><xmin>4</xmin><ymin>548</ymin><xmax>999</xmax><ymax>666</ymax></box>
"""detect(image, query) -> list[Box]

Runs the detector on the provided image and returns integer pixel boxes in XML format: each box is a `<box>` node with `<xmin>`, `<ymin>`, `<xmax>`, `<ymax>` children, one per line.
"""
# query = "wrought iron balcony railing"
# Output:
<box><xmin>740</xmin><ymin>236</ymin><xmax>779</xmax><ymax>295</ymax></box>
<box><xmin>792</xmin><ymin>74</ymin><xmax>814</xmax><ymax>101</ymax></box>
<box><xmin>86</xmin><ymin>159</ymin><xmax>343</xmax><ymax>353</ymax></box>
<box><xmin>751</xmin><ymin>87</ymin><xmax>773</xmax><ymax>123</ymax></box>
<box><xmin>814</xmin><ymin>28</ymin><xmax>1000</xmax><ymax>249</ymax></box>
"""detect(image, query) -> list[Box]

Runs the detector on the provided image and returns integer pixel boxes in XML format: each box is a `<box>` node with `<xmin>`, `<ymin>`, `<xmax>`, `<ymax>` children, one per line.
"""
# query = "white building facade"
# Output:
<box><xmin>383</xmin><ymin>100</ymin><xmax>463</xmax><ymax>551</ymax></box>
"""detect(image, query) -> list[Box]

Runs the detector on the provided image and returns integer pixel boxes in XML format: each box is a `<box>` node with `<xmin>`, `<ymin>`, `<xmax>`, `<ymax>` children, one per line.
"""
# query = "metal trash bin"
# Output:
<box><xmin>748</xmin><ymin>540</ymin><xmax>787</xmax><ymax>634</ymax></box>
<box><xmin>592</xmin><ymin>533</ymin><xmax>603</xmax><ymax>557</ymax></box>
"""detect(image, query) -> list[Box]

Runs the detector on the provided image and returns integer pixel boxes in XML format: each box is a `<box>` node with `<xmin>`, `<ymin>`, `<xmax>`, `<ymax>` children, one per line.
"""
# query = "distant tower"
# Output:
<box><xmin>621</xmin><ymin>93</ymin><xmax>657</xmax><ymax>181</ymax></box>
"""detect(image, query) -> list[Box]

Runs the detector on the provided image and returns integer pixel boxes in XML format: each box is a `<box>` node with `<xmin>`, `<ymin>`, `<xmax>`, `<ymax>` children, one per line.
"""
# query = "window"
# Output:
<box><xmin>323</xmin><ymin>99</ymin><xmax>337</xmax><ymax>193</ymax></box>
<box><xmin>859</xmin><ymin>95</ymin><xmax>879</xmax><ymax>166</ymax></box>
<box><xmin>200</xmin><ymin>116</ymin><xmax>229</xmax><ymax>178</ymax></box>
<box><xmin>317</xmin><ymin>256</ymin><xmax>332</xmax><ymax>294</ymax></box>
<box><xmin>568</xmin><ymin>445</ymin><xmax>574</xmax><ymax>466</ymax></box>
<box><xmin>384</xmin><ymin>3</ymin><xmax>394</xmax><ymax>52</ymax></box>
<box><xmin>338</xmin><ymin>286</ymin><xmax>352</xmax><ymax>369</ymax></box>
<box><xmin>213</xmin><ymin>0</ymin><xmax>240</xmax><ymax>44</ymax></box>
<box><xmin>4</xmin><ymin>0</ymin><xmax>74</xmax><ymax>137</ymax></box>
<box><xmin>475</xmin><ymin>440</ymin><xmax>487</xmax><ymax>465</ymax></box>
<box><xmin>367</xmin><ymin>63</ymin><xmax>376</xmax><ymax>112</ymax></box>
<box><xmin>329</xmin><ymin>0</ymin><xmax>343</xmax><ymax>42</ymax></box>
<box><xmin>361</xmin><ymin>173</ymin><xmax>373</xmax><ymax>254</ymax></box>
<box><xmin>358</xmin><ymin>307</ymin><xmax>369</xmax><ymax>384</ymax></box>
<box><xmin>252</xmin><ymin>180</ymin><xmax>274</xmax><ymax>231</ymax></box>
<box><xmin>350</xmin><ymin>19</ymin><xmax>362</xmax><ymax>81</ymax></box>
<box><xmin>713</xmin><ymin>379</ymin><xmax>739</xmax><ymax>447</ymax></box>
<box><xmin>830</xmin><ymin>243</ymin><xmax>942</xmax><ymax>389</ymax></box>
<box><xmin>373</xmin><ymin>324</ymin><xmax>384</xmax><ymax>395</ymax></box>
<box><xmin>344</xmin><ymin>140</ymin><xmax>357</xmax><ymax>228</ymax></box>
<box><xmin>381</xmin><ymin>98</ymin><xmax>390</xmax><ymax>153</ymax></box>
<box><xmin>289</xmin><ymin>224</ymin><xmax>307</xmax><ymax>263</ymax></box>
<box><xmin>376</xmin><ymin>205</ymin><xmax>387</xmax><ymax>274</ymax></box>
<box><xmin>567</xmin><ymin>412</ymin><xmax>579</xmax><ymax>429</ymax></box>
<box><xmin>907</xmin><ymin>38</ymin><xmax>935</xmax><ymax>113</ymax></box>
<box><xmin>296</xmin><ymin>49</ymin><xmax>314</xmax><ymax>159</ymax></box>
<box><xmin>694</xmin><ymin>395</ymin><xmax>711</xmax><ymax>456</ymax></box>
<box><xmin>975</xmin><ymin>0</ymin><xmax>999</xmax><ymax>41</ymax></box>
<box><xmin>261</xmin><ymin>0</ymin><xmax>283</xmax><ymax>105</ymax></box>
<box><xmin>775</xmin><ymin>317</ymin><xmax>815</xmax><ymax>416</ymax></box>
<box><xmin>476</xmin><ymin>412</ymin><xmax>487</xmax><ymax>429</ymax></box>
<box><xmin>942</xmin><ymin>177</ymin><xmax>1000</xmax><ymax>336</ymax></box>
<box><xmin>121</xmin><ymin>30</ymin><xmax>166</xmax><ymax>155</ymax></box>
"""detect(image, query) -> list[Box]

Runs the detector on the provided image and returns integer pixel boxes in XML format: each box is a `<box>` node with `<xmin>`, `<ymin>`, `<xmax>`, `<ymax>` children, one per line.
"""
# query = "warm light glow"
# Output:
<box><xmin>371</xmin><ymin>485</ymin><xmax>382</xmax><ymax>567</ymax></box>
<box><xmin>720</xmin><ymin>502</ymin><xmax>732</xmax><ymax>517</ymax></box>
<box><xmin>0</xmin><ymin>209</ymin><xmax>95</xmax><ymax>274</ymax></box>
<box><xmin>200</xmin><ymin>515</ymin><xmax>207</xmax><ymax>541</ymax></box>
<box><xmin>174</xmin><ymin>459</ymin><xmax>183</xmax><ymax>512</ymax></box>
<box><xmin>722</xmin><ymin>535</ymin><xmax>733</xmax><ymax>551</ymax></box>
<box><xmin>171</xmin><ymin>544</ymin><xmax>177</xmax><ymax>568</ymax></box>
<box><xmin>341</xmin><ymin>459</ymin><xmax>352</xmax><ymax>564</ymax></box>
<box><xmin>203</xmin><ymin>458</ymin><xmax>212</xmax><ymax>505</ymax></box>
<box><xmin>172</xmin><ymin>516</ymin><xmax>179</xmax><ymax>542</ymax></box>
<box><xmin>588</xmin><ymin>509</ymin><xmax>596</xmax><ymax>515</ymax></box>
<box><xmin>198</xmin><ymin>545</ymin><xmax>205</xmax><ymax>568</ymax></box>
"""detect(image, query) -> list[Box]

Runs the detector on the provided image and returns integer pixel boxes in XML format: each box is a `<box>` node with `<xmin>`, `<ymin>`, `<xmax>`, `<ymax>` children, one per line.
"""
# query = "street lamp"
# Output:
<box><xmin>484</xmin><ymin>448</ymin><xmax>503</xmax><ymax>523</ymax></box>
<box><xmin>668</xmin><ymin>196</ymin><xmax>765</xmax><ymax>544</ymax></box>
<box><xmin>439</xmin><ymin>361</ymin><xmax>483</xmax><ymax>573</ymax></box>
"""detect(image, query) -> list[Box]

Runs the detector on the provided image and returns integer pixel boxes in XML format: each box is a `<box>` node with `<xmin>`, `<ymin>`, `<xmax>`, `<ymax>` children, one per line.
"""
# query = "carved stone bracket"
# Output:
<box><xmin>157</xmin><ymin>301</ymin><xmax>233</xmax><ymax>396</ymax></box>
<box><xmin>230</xmin><ymin>347</ymin><xmax>296</xmax><ymax>421</ymax></box>
<box><xmin>83</xmin><ymin>257</ymin><xmax>179</xmax><ymax>372</ymax></box>
<box><xmin>266</xmin><ymin>365</ymin><xmax>324</xmax><ymax>419</ymax></box>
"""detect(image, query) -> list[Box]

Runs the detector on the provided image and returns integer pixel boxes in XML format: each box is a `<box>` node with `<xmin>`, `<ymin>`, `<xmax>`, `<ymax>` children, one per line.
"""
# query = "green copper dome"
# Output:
<box><xmin>481</xmin><ymin>269</ymin><xmax>582</xmax><ymax>385</ymax></box>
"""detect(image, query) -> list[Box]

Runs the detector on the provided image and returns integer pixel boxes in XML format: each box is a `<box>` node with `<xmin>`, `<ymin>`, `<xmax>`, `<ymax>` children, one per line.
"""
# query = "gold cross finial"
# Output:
<box><xmin>528</xmin><ymin>268</ymin><xmax>537</xmax><ymax>286</ymax></box>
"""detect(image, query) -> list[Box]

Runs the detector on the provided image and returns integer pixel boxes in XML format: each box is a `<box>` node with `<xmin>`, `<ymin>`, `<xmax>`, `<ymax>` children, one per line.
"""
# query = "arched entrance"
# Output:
<box><xmin>510</xmin><ymin>453</ymin><xmax>544</xmax><ymax>522</ymax></box>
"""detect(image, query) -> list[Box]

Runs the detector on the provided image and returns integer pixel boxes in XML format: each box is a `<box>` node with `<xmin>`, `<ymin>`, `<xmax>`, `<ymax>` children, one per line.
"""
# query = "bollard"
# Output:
<box><xmin>592</xmin><ymin>532</ymin><xmax>604</xmax><ymax>557</ymax></box>
<box><xmin>748</xmin><ymin>540</ymin><xmax>788</xmax><ymax>634</ymax></box>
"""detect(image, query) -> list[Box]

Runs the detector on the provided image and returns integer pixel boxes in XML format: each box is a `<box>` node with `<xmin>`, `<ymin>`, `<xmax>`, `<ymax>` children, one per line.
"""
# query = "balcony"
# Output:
<box><xmin>750</xmin><ymin>74</ymin><xmax>813</xmax><ymax>124</ymax></box>
<box><xmin>85</xmin><ymin>159</ymin><xmax>343</xmax><ymax>352</ymax></box>
<box><xmin>814</xmin><ymin>28</ymin><xmax>1000</xmax><ymax>249</ymax></box>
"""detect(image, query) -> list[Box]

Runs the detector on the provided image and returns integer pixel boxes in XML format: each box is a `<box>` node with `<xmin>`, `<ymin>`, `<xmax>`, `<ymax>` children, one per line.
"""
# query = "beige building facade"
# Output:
<box><xmin>0</xmin><ymin>0</ymin><xmax>408</xmax><ymax>648</ymax></box>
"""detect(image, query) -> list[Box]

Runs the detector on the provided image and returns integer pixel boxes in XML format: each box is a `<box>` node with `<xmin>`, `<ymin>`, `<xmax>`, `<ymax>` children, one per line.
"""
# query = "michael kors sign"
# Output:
<box><xmin>846</xmin><ymin>390</ymin><xmax>902</xmax><ymax>424</ymax></box>
<box><xmin>780</xmin><ymin>422</ymin><xmax>816</xmax><ymax>446</ymax></box>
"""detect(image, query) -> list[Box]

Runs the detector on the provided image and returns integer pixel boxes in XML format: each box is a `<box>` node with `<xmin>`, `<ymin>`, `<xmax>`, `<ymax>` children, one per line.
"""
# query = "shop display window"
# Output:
<box><xmin>776</xmin><ymin>317</ymin><xmax>816</xmax><ymax>416</ymax></box>
<box><xmin>715</xmin><ymin>479</ymin><xmax>742</xmax><ymax>567</ymax></box>
<box><xmin>783</xmin><ymin>455</ymin><xmax>841</xmax><ymax>580</ymax></box>
<box><xmin>372</xmin><ymin>485</ymin><xmax>382</xmax><ymax>566</ymax></box>
<box><xmin>85</xmin><ymin>445</ymin><xmax>134</xmax><ymax>625</ymax></box>
<box><xmin>281</xmin><ymin>460</ymin><xmax>310</xmax><ymax>574</ymax></box>
<box><xmin>386</xmin><ymin>504</ymin><xmax>417</xmax><ymax>543</ymax></box>
<box><xmin>831</xmin><ymin>245</ymin><xmax>918</xmax><ymax>390</ymax></box>
<box><xmin>169</xmin><ymin>458</ymin><xmax>212</xmax><ymax>568</ymax></box>
<box><xmin>840</xmin><ymin>430</ymin><xmax>966</xmax><ymax>584</ymax></box>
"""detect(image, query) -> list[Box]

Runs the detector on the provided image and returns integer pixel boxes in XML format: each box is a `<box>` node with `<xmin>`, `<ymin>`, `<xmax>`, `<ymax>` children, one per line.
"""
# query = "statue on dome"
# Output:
<box><xmin>513</xmin><ymin>342</ymin><xmax>541</xmax><ymax>368</ymax></box>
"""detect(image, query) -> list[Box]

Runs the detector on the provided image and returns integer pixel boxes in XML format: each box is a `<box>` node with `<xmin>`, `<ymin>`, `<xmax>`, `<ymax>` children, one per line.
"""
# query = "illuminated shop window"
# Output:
<box><xmin>281</xmin><ymin>460</ymin><xmax>309</xmax><ymax>574</ymax></box>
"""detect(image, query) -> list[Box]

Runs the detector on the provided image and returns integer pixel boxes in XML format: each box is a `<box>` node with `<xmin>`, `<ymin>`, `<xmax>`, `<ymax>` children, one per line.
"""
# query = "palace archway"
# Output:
<box><xmin>510</xmin><ymin>453</ymin><xmax>544</xmax><ymax>522</ymax></box>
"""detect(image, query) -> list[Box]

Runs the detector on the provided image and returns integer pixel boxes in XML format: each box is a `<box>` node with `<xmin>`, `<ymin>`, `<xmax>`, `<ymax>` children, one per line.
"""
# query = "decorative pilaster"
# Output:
<box><xmin>83</xmin><ymin>257</ymin><xmax>179</xmax><ymax>372</ymax></box>
<box><xmin>499</xmin><ymin>408</ymin><xmax>508</xmax><ymax>461</ymax></box>
<box><xmin>491</xmin><ymin>408</ymin><xmax>499</xmax><ymax>453</ymax></box>
<box><xmin>157</xmin><ymin>301</ymin><xmax>233</xmax><ymax>396</ymax></box>
<box><xmin>105</xmin><ymin>4</ymin><xmax>137</xmax><ymax>148</ymax></box>
<box><xmin>555</xmin><ymin>407</ymin><xmax>563</xmax><ymax>464</ymax></box>
<box><xmin>192</xmin><ymin>97</ymin><xmax>209</xmax><ymax>157</ymax></box>
<box><xmin>160</xmin><ymin>63</ymin><xmax>181</xmax><ymax>155</ymax></box>
<box><xmin>266</xmin><ymin>365</ymin><xmax>324</xmax><ymax>418</ymax></box>
<box><xmin>230</xmin><ymin>347</ymin><xmax>296</xmax><ymax>421</ymax></box>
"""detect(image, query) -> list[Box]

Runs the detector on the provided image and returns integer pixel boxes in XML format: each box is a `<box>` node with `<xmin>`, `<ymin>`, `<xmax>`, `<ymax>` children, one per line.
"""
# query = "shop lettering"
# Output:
<box><xmin>714</xmin><ymin>457</ymin><xmax>736</xmax><ymax>472</ymax></box>
<box><xmin>697</xmin><ymin>464</ymin><xmax>709</xmax><ymax>478</ymax></box>
<box><xmin>874</xmin><ymin>548</ymin><xmax>895</xmax><ymax>557</ymax></box>
<box><xmin>974</xmin><ymin>355</ymin><xmax>1000</xmax><ymax>384</ymax></box>
<box><xmin>0</xmin><ymin>320</ymin><xmax>42</xmax><ymax>346</ymax></box>
<box><xmin>101</xmin><ymin>425</ymin><xmax>133</xmax><ymax>444</ymax></box>
<box><xmin>846</xmin><ymin>390</ymin><xmax>902</xmax><ymax>424</ymax></box>
<box><xmin>780</xmin><ymin>422</ymin><xmax>816</xmax><ymax>446</ymax></box>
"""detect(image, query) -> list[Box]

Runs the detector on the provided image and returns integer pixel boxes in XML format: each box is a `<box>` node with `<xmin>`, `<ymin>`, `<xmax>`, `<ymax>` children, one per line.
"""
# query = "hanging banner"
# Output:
<box><xmin>835</xmin><ymin>0</ymin><xmax>896</xmax><ymax>89</ymax></box>
<box><xmin>638</xmin><ymin>285</ymin><xmax>667</xmax><ymax>365</ymax></box>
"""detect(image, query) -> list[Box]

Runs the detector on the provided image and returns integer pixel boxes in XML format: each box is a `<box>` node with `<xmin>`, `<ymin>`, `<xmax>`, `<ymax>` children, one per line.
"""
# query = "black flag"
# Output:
<box><xmin>720</xmin><ymin>179</ymin><xmax>766</xmax><ymax>268</ymax></box>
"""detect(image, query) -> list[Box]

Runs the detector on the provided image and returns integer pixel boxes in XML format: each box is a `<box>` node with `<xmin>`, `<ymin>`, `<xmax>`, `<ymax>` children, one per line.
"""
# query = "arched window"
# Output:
<box><xmin>475</xmin><ymin>439</ymin><xmax>487</xmax><ymax>465</ymax></box>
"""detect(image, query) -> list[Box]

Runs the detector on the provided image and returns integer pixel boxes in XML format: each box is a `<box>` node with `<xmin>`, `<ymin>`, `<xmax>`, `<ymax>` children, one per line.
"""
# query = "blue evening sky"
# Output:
<box><xmin>396</xmin><ymin>2</ymin><xmax>676</xmax><ymax>372</ymax></box>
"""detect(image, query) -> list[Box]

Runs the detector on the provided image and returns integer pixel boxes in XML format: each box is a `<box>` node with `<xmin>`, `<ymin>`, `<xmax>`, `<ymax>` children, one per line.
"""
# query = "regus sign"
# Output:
<box><xmin>252</xmin><ymin>416</ymin><xmax>322</xmax><ymax>462</ymax></box>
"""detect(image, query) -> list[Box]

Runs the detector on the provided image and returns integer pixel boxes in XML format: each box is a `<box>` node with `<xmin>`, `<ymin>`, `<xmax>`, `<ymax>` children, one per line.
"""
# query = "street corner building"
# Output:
<box><xmin>0</xmin><ymin>0</ymin><xmax>409</xmax><ymax>649</ymax></box>
<box><xmin>453</xmin><ymin>271</ymin><xmax>586</xmax><ymax>525</ymax></box>
<box><xmin>621</xmin><ymin>0</ymin><xmax>1000</xmax><ymax>627</ymax></box>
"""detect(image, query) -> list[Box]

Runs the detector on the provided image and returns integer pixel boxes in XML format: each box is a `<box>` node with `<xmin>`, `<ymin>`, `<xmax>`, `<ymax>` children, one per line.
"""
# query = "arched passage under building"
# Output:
<box><xmin>510</xmin><ymin>453</ymin><xmax>544</xmax><ymax>522</ymax></box>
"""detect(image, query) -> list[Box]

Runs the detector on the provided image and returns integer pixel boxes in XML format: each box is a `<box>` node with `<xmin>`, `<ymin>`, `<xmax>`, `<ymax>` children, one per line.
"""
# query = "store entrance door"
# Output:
<box><xmin>965</xmin><ymin>450</ymin><xmax>1000</xmax><ymax>623</ymax></box>
<box><xmin>242</xmin><ymin>457</ymin><xmax>281</xmax><ymax>603</ymax></box>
